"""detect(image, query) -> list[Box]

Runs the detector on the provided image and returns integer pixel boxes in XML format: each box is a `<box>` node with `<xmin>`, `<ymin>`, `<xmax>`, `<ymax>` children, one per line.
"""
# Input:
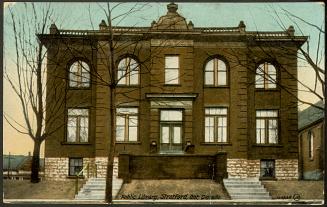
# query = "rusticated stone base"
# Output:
<box><xmin>45</xmin><ymin>157</ymin><xmax>118</xmax><ymax>180</ymax></box>
<box><xmin>227</xmin><ymin>159</ymin><xmax>260</xmax><ymax>178</ymax></box>
<box><xmin>227</xmin><ymin>159</ymin><xmax>298</xmax><ymax>180</ymax></box>
<box><xmin>45</xmin><ymin>157</ymin><xmax>69</xmax><ymax>181</ymax></box>
<box><xmin>275</xmin><ymin>159</ymin><xmax>298</xmax><ymax>180</ymax></box>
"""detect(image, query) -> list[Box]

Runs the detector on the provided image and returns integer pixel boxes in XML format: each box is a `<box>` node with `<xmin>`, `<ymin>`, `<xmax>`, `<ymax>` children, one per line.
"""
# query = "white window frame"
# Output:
<box><xmin>256</xmin><ymin>110</ymin><xmax>278</xmax><ymax>144</ymax></box>
<box><xmin>117</xmin><ymin>57</ymin><xmax>139</xmax><ymax>85</ymax></box>
<box><xmin>69</xmin><ymin>61</ymin><xmax>90</xmax><ymax>88</ymax></box>
<box><xmin>67</xmin><ymin>109</ymin><xmax>89</xmax><ymax>143</ymax></box>
<box><xmin>204</xmin><ymin>107</ymin><xmax>228</xmax><ymax>143</ymax></box>
<box><xmin>204</xmin><ymin>58</ymin><xmax>227</xmax><ymax>86</ymax></box>
<box><xmin>116</xmin><ymin>107</ymin><xmax>138</xmax><ymax>142</ymax></box>
<box><xmin>165</xmin><ymin>56</ymin><xmax>179</xmax><ymax>84</ymax></box>
<box><xmin>255</xmin><ymin>62</ymin><xmax>277</xmax><ymax>89</ymax></box>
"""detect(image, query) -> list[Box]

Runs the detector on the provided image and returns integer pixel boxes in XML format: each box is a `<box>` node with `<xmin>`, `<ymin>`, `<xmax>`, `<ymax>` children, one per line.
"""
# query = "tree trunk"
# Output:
<box><xmin>31</xmin><ymin>139</ymin><xmax>41</xmax><ymax>183</ymax></box>
<box><xmin>105</xmin><ymin>87</ymin><xmax>116</xmax><ymax>203</ymax></box>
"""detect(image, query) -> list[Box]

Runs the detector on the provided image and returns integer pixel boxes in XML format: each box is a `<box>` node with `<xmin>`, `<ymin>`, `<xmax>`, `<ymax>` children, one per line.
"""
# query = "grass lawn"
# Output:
<box><xmin>3</xmin><ymin>180</ymin><xmax>76</xmax><ymax>199</ymax></box>
<box><xmin>117</xmin><ymin>179</ymin><xmax>230</xmax><ymax>200</ymax></box>
<box><xmin>262</xmin><ymin>180</ymin><xmax>324</xmax><ymax>200</ymax></box>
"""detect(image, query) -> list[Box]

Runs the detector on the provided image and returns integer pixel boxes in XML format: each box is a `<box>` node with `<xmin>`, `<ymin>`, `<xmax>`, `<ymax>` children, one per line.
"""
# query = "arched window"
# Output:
<box><xmin>69</xmin><ymin>61</ymin><xmax>90</xmax><ymax>88</ymax></box>
<box><xmin>204</xmin><ymin>58</ymin><xmax>227</xmax><ymax>86</ymax></box>
<box><xmin>255</xmin><ymin>62</ymin><xmax>277</xmax><ymax>89</ymax></box>
<box><xmin>117</xmin><ymin>57</ymin><xmax>139</xmax><ymax>85</ymax></box>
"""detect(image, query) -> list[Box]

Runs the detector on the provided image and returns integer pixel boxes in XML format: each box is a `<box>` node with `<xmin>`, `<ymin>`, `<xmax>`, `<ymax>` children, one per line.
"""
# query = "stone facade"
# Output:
<box><xmin>45</xmin><ymin>157</ymin><xmax>68</xmax><ymax>181</ymax></box>
<box><xmin>275</xmin><ymin>159</ymin><xmax>298</xmax><ymax>180</ymax></box>
<box><xmin>227</xmin><ymin>159</ymin><xmax>260</xmax><ymax>178</ymax></box>
<box><xmin>227</xmin><ymin>159</ymin><xmax>298</xmax><ymax>180</ymax></box>
<box><xmin>45</xmin><ymin>157</ymin><xmax>118</xmax><ymax>180</ymax></box>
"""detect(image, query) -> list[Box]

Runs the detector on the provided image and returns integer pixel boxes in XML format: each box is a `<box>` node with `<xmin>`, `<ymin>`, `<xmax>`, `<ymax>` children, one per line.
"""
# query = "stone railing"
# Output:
<box><xmin>199</xmin><ymin>27</ymin><xmax>240</xmax><ymax>33</ymax></box>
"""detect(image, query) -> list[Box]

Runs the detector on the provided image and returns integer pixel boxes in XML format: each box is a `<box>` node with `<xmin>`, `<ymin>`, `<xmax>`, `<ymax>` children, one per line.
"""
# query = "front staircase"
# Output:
<box><xmin>223</xmin><ymin>178</ymin><xmax>271</xmax><ymax>200</ymax></box>
<box><xmin>75</xmin><ymin>177</ymin><xmax>123</xmax><ymax>200</ymax></box>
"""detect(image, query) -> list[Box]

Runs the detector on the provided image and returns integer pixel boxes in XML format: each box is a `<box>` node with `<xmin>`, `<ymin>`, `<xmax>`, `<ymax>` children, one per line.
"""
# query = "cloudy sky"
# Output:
<box><xmin>3</xmin><ymin>2</ymin><xmax>325</xmax><ymax>156</ymax></box>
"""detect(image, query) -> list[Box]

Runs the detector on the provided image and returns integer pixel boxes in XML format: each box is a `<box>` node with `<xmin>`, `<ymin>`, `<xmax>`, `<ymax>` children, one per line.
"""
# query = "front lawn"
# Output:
<box><xmin>262</xmin><ymin>180</ymin><xmax>324</xmax><ymax>200</ymax></box>
<box><xmin>3</xmin><ymin>179</ymin><xmax>76</xmax><ymax>199</ymax></box>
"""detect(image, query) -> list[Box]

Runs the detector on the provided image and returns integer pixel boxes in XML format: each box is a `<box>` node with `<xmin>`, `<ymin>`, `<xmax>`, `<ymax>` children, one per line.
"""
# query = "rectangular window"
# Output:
<box><xmin>256</xmin><ymin>110</ymin><xmax>278</xmax><ymax>144</ymax></box>
<box><xmin>67</xmin><ymin>109</ymin><xmax>89</xmax><ymax>143</ymax></box>
<box><xmin>205</xmin><ymin>108</ymin><xmax>228</xmax><ymax>143</ymax></box>
<box><xmin>116</xmin><ymin>108</ymin><xmax>138</xmax><ymax>142</ymax></box>
<box><xmin>260</xmin><ymin>160</ymin><xmax>275</xmax><ymax>178</ymax></box>
<box><xmin>165</xmin><ymin>56</ymin><xmax>179</xmax><ymax>84</ymax></box>
<box><xmin>69</xmin><ymin>158</ymin><xmax>83</xmax><ymax>176</ymax></box>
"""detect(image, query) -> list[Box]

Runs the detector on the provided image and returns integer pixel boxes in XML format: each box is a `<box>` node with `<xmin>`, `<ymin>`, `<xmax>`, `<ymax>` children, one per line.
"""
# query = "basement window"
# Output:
<box><xmin>260</xmin><ymin>159</ymin><xmax>275</xmax><ymax>179</ymax></box>
<box><xmin>69</xmin><ymin>158</ymin><xmax>83</xmax><ymax>176</ymax></box>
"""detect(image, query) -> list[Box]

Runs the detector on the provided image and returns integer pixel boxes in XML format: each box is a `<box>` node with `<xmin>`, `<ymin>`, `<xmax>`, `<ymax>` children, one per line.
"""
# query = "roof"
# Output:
<box><xmin>39</xmin><ymin>3</ymin><xmax>307</xmax><ymax>46</ymax></box>
<box><xmin>3</xmin><ymin>155</ymin><xmax>44</xmax><ymax>171</ymax></box>
<box><xmin>298</xmin><ymin>100</ymin><xmax>325</xmax><ymax>130</ymax></box>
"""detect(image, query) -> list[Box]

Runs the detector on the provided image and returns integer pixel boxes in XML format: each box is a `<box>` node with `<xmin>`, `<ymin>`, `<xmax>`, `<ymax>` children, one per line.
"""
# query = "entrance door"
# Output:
<box><xmin>160</xmin><ymin>110</ymin><xmax>183</xmax><ymax>153</ymax></box>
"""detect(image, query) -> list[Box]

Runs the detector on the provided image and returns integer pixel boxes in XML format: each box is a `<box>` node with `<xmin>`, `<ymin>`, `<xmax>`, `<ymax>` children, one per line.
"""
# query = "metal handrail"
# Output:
<box><xmin>75</xmin><ymin>163</ymin><xmax>97</xmax><ymax>195</ymax></box>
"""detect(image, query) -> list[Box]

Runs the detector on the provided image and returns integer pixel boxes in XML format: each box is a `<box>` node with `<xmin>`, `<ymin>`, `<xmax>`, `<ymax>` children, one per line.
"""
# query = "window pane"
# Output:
<box><xmin>267</xmin><ymin>74</ymin><xmax>276</xmax><ymax>89</ymax></box>
<box><xmin>68</xmin><ymin>109</ymin><xmax>88</xmax><ymax>116</ymax></box>
<box><xmin>217</xmin><ymin>60</ymin><xmax>226</xmax><ymax>72</ymax></box>
<box><xmin>117</xmin><ymin>108</ymin><xmax>138</xmax><ymax>114</ymax></box>
<box><xmin>116</xmin><ymin>116</ymin><xmax>125</xmax><ymax>126</ymax></box>
<box><xmin>205</xmin><ymin>60</ymin><xmax>214</xmax><ymax>71</ymax></box>
<box><xmin>205</xmin><ymin>108</ymin><xmax>227</xmax><ymax>115</ymax></box>
<box><xmin>117</xmin><ymin>70</ymin><xmax>126</xmax><ymax>85</ymax></box>
<box><xmin>217</xmin><ymin>71</ymin><xmax>226</xmax><ymax>85</ymax></box>
<box><xmin>81</xmin><ymin>72</ymin><xmax>90</xmax><ymax>87</ymax></box>
<box><xmin>268</xmin><ymin>119</ymin><xmax>278</xmax><ymax>144</ymax></box>
<box><xmin>205</xmin><ymin>126</ymin><xmax>214</xmax><ymax>142</ymax></box>
<box><xmin>173</xmin><ymin>126</ymin><xmax>181</xmax><ymax>144</ymax></box>
<box><xmin>129</xmin><ymin>68</ymin><xmax>139</xmax><ymax>85</ymax></box>
<box><xmin>129</xmin><ymin>116</ymin><xmax>138</xmax><ymax>127</ymax></box>
<box><xmin>67</xmin><ymin>117</ymin><xmax>77</xmax><ymax>142</ymax></box>
<box><xmin>69</xmin><ymin>73</ymin><xmax>77</xmax><ymax>87</ymax></box>
<box><xmin>128</xmin><ymin>126</ymin><xmax>138</xmax><ymax>141</ymax></box>
<box><xmin>116</xmin><ymin>126</ymin><xmax>125</xmax><ymax>141</ymax></box>
<box><xmin>255</xmin><ymin>74</ymin><xmax>264</xmax><ymax>88</ymax></box>
<box><xmin>165</xmin><ymin>56</ymin><xmax>179</xmax><ymax>68</ymax></box>
<box><xmin>205</xmin><ymin>71</ymin><xmax>214</xmax><ymax>85</ymax></box>
<box><xmin>161</xmin><ymin>126</ymin><xmax>169</xmax><ymax>143</ymax></box>
<box><xmin>161</xmin><ymin>110</ymin><xmax>182</xmax><ymax>121</ymax></box>
<box><xmin>165</xmin><ymin>69</ymin><xmax>179</xmax><ymax>84</ymax></box>
<box><xmin>69</xmin><ymin>61</ymin><xmax>90</xmax><ymax>87</ymax></box>
<box><xmin>80</xmin><ymin>117</ymin><xmax>88</xmax><ymax>142</ymax></box>
<box><xmin>256</xmin><ymin>119</ymin><xmax>265</xmax><ymax>144</ymax></box>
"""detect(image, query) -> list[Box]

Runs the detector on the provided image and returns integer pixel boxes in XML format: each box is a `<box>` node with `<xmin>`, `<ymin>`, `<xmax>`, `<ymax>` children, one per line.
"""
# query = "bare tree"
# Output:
<box><xmin>4</xmin><ymin>3</ymin><xmax>68</xmax><ymax>183</ymax></box>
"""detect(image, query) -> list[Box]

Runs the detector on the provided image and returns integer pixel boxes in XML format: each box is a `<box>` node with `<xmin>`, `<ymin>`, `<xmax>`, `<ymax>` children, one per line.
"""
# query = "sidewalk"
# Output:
<box><xmin>3</xmin><ymin>199</ymin><xmax>324</xmax><ymax>205</ymax></box>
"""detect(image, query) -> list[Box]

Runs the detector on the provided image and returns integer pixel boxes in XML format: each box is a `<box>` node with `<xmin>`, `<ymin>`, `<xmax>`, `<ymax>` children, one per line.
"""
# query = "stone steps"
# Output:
<box><xmin>75</xmin><ymin>177</ymin><xmax>123</xmax><ymax>200</ymax></box>
<box><xmin>223</xmin><ymin>178</ymin><xmax>271</xmax><ymax>200</ymax></box>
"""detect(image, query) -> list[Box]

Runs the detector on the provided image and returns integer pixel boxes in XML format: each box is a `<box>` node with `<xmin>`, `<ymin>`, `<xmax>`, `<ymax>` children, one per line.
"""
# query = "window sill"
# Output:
<box><xmin>66</xmin><ymin>175</ymin><xmax>85</xmax><ymax>179</ymax></box>
<box><xmin>252</xmin><ymin>144</ymin><xmax>283</xmax><ymax>147</ymax></box>
<box><xmin>68</xmin><ymin>87</ymin><xmax>91</xmax><ymax>90</ymax></box>
<box><xmin>61</xmin><ymin>142</ymin><xmax>92</xmax><ymax>145</ymax></box>
<box><xmin>255</xmin><ymin>88</ymin><xmax>279</xmax><ymax>92</ymax></box>
<box><xmin>259</xmin><ymin>177</ymin><xmax>276</xmax><ymax>181</ymax></box>
<box><xmin>117</xmin><ymin>85</ymin><xmax>140</xmax><ymax>88</ymax></box>
<box><xmin>200</xmin><ymin>142</ymin><xmax>232</xmax><ymax>146</ymax></box>
<box><xmin>163</xmin><ymin>84</ymin><xmax>181</xmax><ymax>86</ymax></box>
<box><xmin>204</xmin><ymin>86</ymin><xmax>229</xmax><ymax>88</ymax></box>
<box><xmin>116</xmin><ymin>141</ymin><xmax>141</xmax><ymax>145</ymax></box>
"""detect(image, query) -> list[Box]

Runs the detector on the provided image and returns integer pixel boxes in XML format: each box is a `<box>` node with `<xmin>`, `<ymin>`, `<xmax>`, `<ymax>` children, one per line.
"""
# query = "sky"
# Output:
<box><xmin>2</xmin><ymin>2</ymin><xmax>325</xmax><ymax>156</ymax></box>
